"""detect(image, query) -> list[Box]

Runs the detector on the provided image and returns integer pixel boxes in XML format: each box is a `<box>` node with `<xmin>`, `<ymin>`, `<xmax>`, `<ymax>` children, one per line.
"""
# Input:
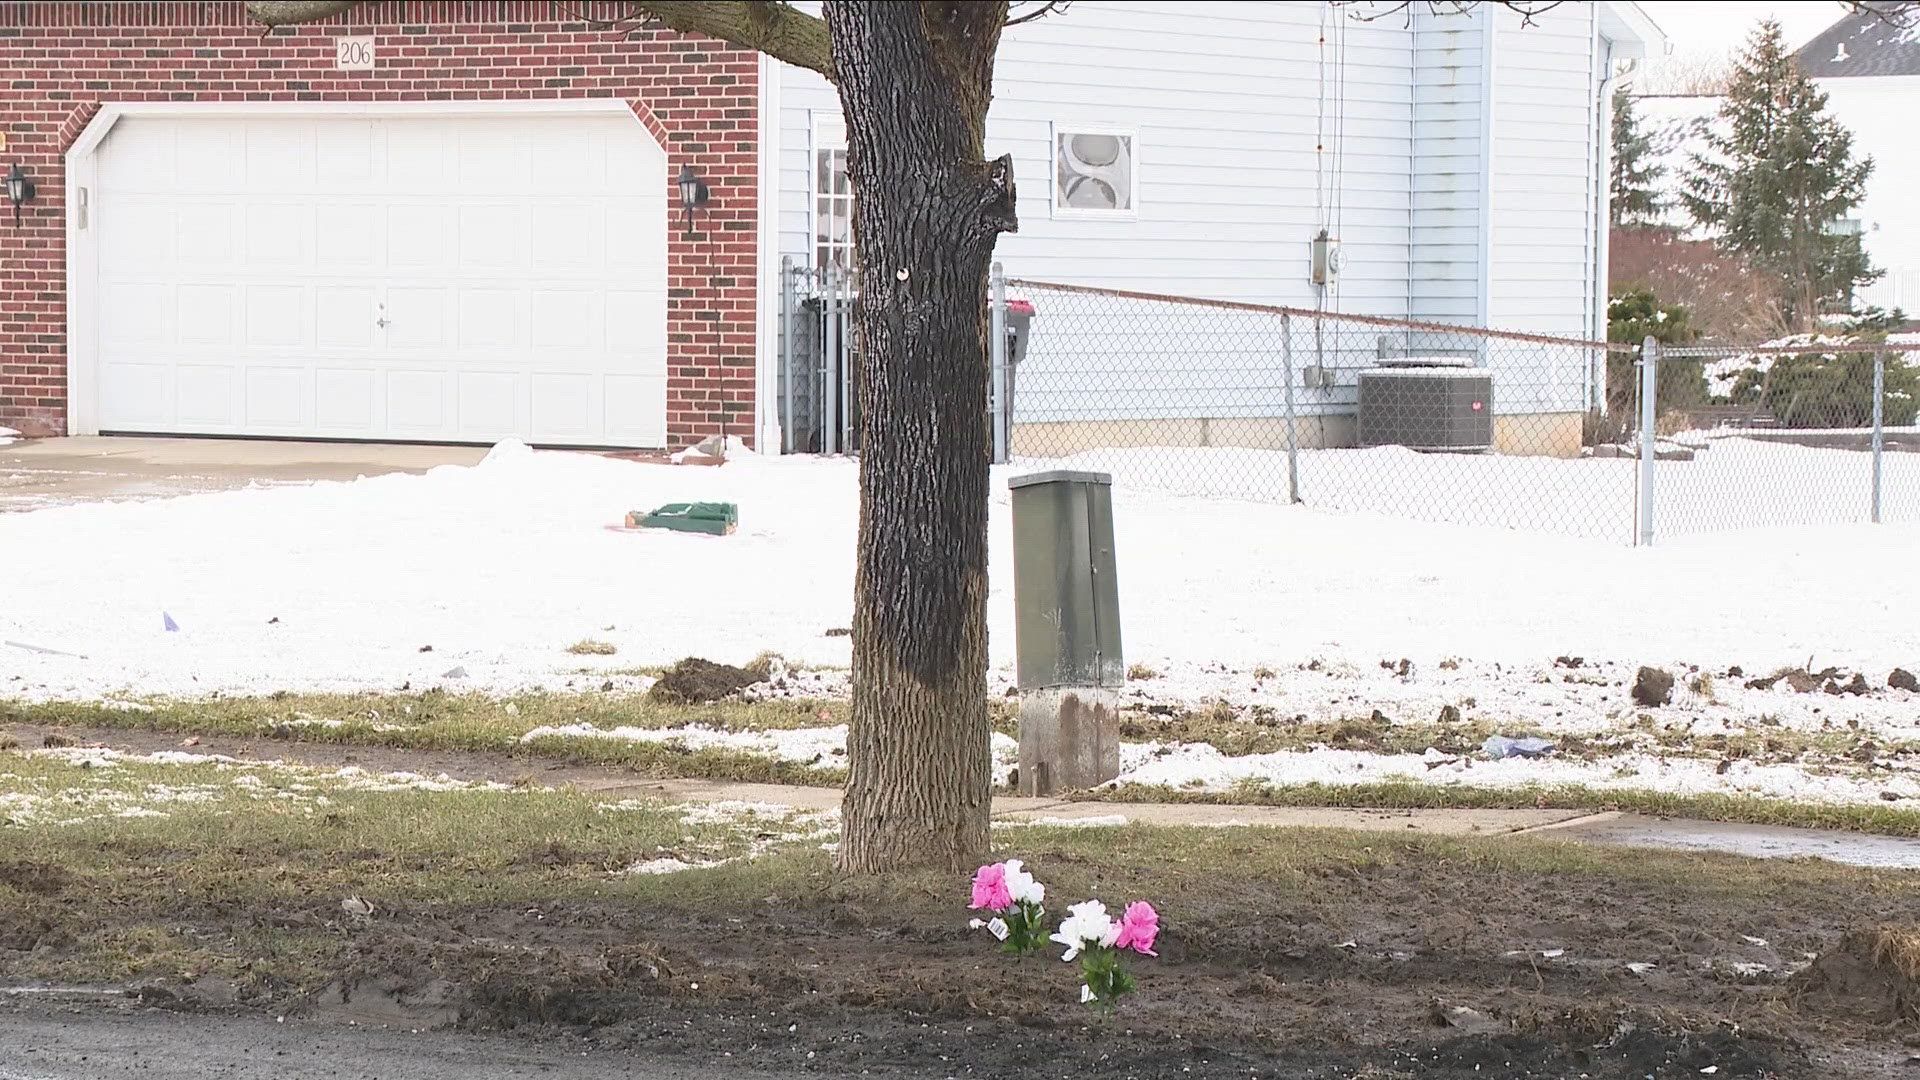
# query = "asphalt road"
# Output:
<box><xmin>0</xmin><ymin>1008</ymin><xmax>802</xmax><ymax>1080</ymax></box>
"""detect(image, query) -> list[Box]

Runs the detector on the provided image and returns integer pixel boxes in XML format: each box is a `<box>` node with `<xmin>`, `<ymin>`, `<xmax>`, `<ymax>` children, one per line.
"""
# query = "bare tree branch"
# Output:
<box><xmin>637</xmin><ymin>1</ymin><xmax>831</xmax><ymax>74</ymax></box>
<box><xmin>1004</xmin><ymin>1</ymin><xmax>1070</xmax><ymax>28</ymax></box>
<box><xmin>247</xmin><ymin>0</ymin><xmax>363</xmax><ymax>26</ymax></box>
<box><xmin>1844</xmin><ymin>2</ymin><xmax>1920</xmax><ymax>29</ymax></box>
<box><xmin>247</xmin><ymin>0</ymin><xmax>833</xmax><ymax>76</ymax></box>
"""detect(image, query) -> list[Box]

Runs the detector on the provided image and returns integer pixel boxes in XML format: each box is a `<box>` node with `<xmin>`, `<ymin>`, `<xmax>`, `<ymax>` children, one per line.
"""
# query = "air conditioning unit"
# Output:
<box><xmin>1356</xmin><ymin>357</ymin><xmax>1493</xmax><ymax>452</ymax></box>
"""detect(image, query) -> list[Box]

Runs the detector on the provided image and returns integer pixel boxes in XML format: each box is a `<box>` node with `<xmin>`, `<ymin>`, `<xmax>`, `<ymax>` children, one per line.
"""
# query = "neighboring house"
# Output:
<box><xmin>0</xmin><ymin>1</ymin><xmax>1660</xmax><ymax>454</ymax></box>
<box><xmin>1638</xmin><ymin>13</ymin><xmax>1920</xmax><ymax>316</ymax></box>
<box><xmin>1795</xmin><ymin>13</ymin><xmax>1920</xmax><ymax>314</ymax></box>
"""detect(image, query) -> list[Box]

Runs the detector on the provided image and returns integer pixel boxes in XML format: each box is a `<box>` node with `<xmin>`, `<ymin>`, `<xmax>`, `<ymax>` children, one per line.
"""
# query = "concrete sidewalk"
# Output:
<box><xmin>0</xmin><ymin>435</ymin><xmax>489</xmax><ymax>512</ymax></box>
<box><xmin>600</xmin><ymin>777</ymin><xmax>1920</xmax><ymax>869</ymax></box>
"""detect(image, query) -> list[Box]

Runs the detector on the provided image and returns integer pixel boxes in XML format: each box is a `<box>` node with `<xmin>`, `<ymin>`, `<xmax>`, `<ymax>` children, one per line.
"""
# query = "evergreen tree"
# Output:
<box><xmin>1681</xmin><ymin>18</ymin><xmax>1876</xmax><ymax>330</ymax></box>
<box><xmin>1610</xmin><ymin>90</ymin><xmax>1662</xmax><ymax>227</ymax></box>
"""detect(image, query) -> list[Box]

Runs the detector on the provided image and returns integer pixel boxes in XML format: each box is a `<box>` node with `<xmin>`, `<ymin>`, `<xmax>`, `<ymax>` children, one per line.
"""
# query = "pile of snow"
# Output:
<box><xmin>1111</xmin><ymin>742</ymin><xmax>1920</xmax><ymax>810</ymax></box>
<box><xmin>0</xmin><ymin>426</ymin><xmax>18</xmax><ymax>447</ymax></box>
<box><xmin>1</xmin><ymin>442</ymin><xmax>1916</xmax><ymax>706</ymax></box>
<box><xmin>1698</xmin><ymin>334</ymin><xmax>1864</xmax><ymax>399</ymax></box>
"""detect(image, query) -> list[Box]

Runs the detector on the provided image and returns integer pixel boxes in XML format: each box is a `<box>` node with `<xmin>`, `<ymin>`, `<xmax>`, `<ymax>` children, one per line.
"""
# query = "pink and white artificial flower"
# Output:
<box><xmin>1114</xmin><ymin>900</ymin><xmax>1159</xmax><ymax>956</ymax></box>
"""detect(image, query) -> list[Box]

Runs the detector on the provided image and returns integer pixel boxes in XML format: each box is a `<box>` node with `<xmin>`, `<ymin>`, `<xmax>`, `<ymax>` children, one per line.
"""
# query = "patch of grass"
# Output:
<box><xmin>1093</xmin><ymin>779</ymin><xmax>1920</xmax><ymax>838</ymax></box>
<box><xmin>565</xmin><ymin>639</ymin><xmax>619</xmax><ymax>656</ymax></box>
<box><xmin>2</xmin><ymin>691</ymin><xmax>848</xmax><ymax>785</ymax></box>
<box><xmin>5</xmin><ymin>742</ymin><xmax>1914</xmax><ymax>1000</ymax></box>
<box><xmin>1126</xmin><ymin>663</ymin><xmax>1161</xmax><ymax>681</ymax></box>
<box><xmin>1872</xmin><ymin>927</ymin><xmax>1920</xmax><ymax>979</ymax></box>
<box><xmin>0</xmin><ymin>750</ymin><xmax>814</xmax><ymax>901</ymax></box>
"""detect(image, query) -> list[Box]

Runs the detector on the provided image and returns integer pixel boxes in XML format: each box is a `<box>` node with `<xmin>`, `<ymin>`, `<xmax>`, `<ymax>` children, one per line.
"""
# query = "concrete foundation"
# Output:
<box><xmin>1017</xmin><ymin>686</ymin><xmax>1120</xmax><ymax>797</ymax></box>
<box><xmin>1011</xmin><ymin>410</ymin><xmax>1587</xmax><ymax>460</ymax></box>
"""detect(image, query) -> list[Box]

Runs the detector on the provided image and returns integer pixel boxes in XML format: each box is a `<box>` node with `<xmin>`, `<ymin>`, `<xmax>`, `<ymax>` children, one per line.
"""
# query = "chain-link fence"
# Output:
<box><xmin>979</xmin><ymin>272</ymin><xmax>1920</xmax><ymax>544</ymax></box>
<box><xmin>1649</xmin><ymin>341</ymin><xmax>1920</xmax><ymax>536</ymax></box>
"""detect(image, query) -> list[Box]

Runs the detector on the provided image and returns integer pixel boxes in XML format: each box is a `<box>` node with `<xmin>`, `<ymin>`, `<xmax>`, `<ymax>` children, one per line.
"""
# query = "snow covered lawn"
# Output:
<box><xmin>2</xmin><ymin>440</ymin><xmax>1917</xmax><ymax>811</ymax></box>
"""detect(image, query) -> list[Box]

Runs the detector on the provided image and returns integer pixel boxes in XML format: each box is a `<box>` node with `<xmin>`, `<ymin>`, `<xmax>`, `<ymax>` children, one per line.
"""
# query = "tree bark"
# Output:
<box><xmin>825</xmin><ymin>0</ymin><xmax>1017</xmax><ymax>874</ymax></box>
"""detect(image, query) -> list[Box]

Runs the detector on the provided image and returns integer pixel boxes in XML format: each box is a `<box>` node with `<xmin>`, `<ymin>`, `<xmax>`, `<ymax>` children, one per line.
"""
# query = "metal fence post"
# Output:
<box><xmin>779</xmin><ymin>257</ymin><xmax>794</xmax><ymax>455</ymax></box>
<box><xmin>990</xmin><ymin>262</ymin><xmax>1009</xmax><ymax>464</ymax></box>
<box><xmin>822</xmin><ymin>265</ymin><xmax>840</xmax><ymax>455</ymax></box>
<box><xmin>1872</xmin><ymin>349</ymin><xmax>1886</xmax><ymax>525</ymax></box>
<box><xmin>1281</xmin><ymin>312</ymin><xmax>1301</xmax><ymax>504</ymax></box>
<box><xmin>1638</xmin><ymin>335</ymin><xmax>1658</xmax><ymax>546</ymax></box>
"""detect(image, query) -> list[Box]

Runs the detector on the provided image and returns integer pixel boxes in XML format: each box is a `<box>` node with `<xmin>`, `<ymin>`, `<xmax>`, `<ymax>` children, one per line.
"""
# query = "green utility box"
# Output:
<box><xmin>626</xmin><ymin>501</ymin><xmax>738</xmax><ymax>536</ymax></box>
<box><xmin>1008</xmin><ymin>470</ymin><xmax>1123</xmax><ymax>797</ymax></box>
<box><xmin>1009</xmin><ymin>471</ymin><xmax>1123</xmax><ymax>690</ymax></box>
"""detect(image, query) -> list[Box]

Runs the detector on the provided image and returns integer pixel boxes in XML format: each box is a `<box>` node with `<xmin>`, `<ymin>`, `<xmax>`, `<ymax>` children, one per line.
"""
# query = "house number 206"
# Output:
<box><xmin>336</xmin><ymin>36</ymin><xmax>375</xmax><ymax>70</ymax></box>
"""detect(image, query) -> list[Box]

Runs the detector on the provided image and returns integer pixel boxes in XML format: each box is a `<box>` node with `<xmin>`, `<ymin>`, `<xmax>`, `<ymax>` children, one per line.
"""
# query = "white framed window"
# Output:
<box><xmin>1051</xmin><ymin>123</ymin><xmax>1137</xmax><ymax>219</ymax></box>
<box><xmin>812</xmin><ymin>114</ymin><xmax>853</xmax><ymax>271</ymax></box>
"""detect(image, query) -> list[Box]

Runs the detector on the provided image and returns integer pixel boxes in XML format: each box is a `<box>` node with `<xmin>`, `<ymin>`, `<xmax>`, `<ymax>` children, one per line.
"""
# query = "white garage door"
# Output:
<box><xmin>91</xmin><ymin>113</ymin><xmax>668</xmax><ymax>446</ymax></box>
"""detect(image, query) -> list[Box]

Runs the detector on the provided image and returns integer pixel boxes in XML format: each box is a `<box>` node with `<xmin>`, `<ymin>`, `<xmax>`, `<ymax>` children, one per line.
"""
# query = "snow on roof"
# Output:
<box><xmin>1632</xmin><ymin>94</ymin><xmax>1724</xmax><ymax>236</ymax></box>
<box><xmin>1795</xmin><ymin>10</ymin><xmax>1920</xmax><ymax>79</ymax></box>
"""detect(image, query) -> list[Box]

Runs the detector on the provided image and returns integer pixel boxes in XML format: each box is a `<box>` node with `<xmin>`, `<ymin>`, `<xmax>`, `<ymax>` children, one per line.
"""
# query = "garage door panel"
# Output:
<box><xmin>176</xmin><ymin>365</ymin><xmax>236</xmax><ymax>425</ymax></box>
<box><xmin>457</xmin><ymin>204</ymin><xmax>522</xmax><ymax>269</ymax></box>
<box><xmin>174</xmin><ymin>125</ymin><xmax>235</xmax><ymax>192</ymax></box>
<box><xmin>531</xmin><ymin>291</ymin><xmax>597</xmax><ymax>350</ymax></box>
<box><xmin>606</xmin><ymin>200</ymin><xmax>666</xmax><ymax>276</ymax></box>
<box><xmin>246</xmin><ymin>204</ymin><xmax>312</xmax><ymax>267</ymax></box>
<box><xmin>605</xmin><ymin>290</ymin><xmax>668</xmax><ymax>361</ymax></box>
<box><xmin>385</xmin><ymin>288</ymin><xmax>449</xmax><ymax>349</ymax></box>
<box><xmin>315</xmin><ymin>369</ymin><xmax>376</xmax><ymax>431</ymax></box>
<box><xmin>106</xmin><ymin>205</ymin><xmax>175</xmax><ymax>271</ymax></box>
<box><xmin>316</xmin><ymin>288</ymin><xmax>377</xmax><ymax>348</ymax></box>
<box><xmin>547</xmin><ymin>130</ymin><xmax>607</xmax><ymax>193</ymax></box>
<box><xmin>532</xmin><ymin>203</ymin><xmax>599</xmax><ymax>269</ymax></box>
<box><xmin>315</xmin><ymin>122</ymin><xmax>377</xmax><ymax>188</ymax></box>
<box><xmin>457</xmin><ymin>290</ymin><xmax>523</xmax><ymax>349</ymax></box>
<box><xmin>93</xmin><ymin>112</ymin><xmax>671</xmax><ymax>448</ymax></box>
<box><xmin>455</xmin><ymin>128</ymin><xmax>530</xmax><ymax>195</ymax></box>
<box><xmin>457</xmin><ymin>372</ymin><xmax>522</xmax><ymax>435</ymax></box>
<box><xmin>384</xmin><ymin>124</ymin><xmax>449</xmax><ymax>191</ymax></box>
<box><xmin>244</xmin><ymin>367</ymin><xmax>307</xmax><ymax>427</ymax></box>
<box><xmin>178</xmin><ymin>285</ymin><xmax>239</xmax><ymax>345</ymax></box>
<box><xmin>101</xmin><ymin>363</ymin><xmax>171</xmax><ymax>425</ymax></box>
<box><xmin>531</xmin><ymin>373</ymin><xmax>594</xmax><ymax>441</ymax></box>
<box><xmin>386</xmin><ymin>370</ymin><xmax>449</xmax><ymax>432</ymax></box>
<box><xmin>316</xmin><ymin>204</ymin><xmax>380</xmax><ymax>269</ymax></box>
<box><xmin>246</xmin><ymin>123</ymin><xmax>315</xmax><ymax>190</ymax></box>
<box><xmin>245</xmin><ymin>286</ymin><xmax>306</xmax><ymax>348</ymax></box>
<box><xmin>104</xmin><ymin>283</ymin><xmax>173</xmax><ymax>345</ymax></box>
<box><xmin>176</xmin><ymin>204</ymin><xmax>236</xmax><ymax>265</ymax></box>
<box><xmin>604</xmin><ymin>374</ymin><xmax>669</xmax><ymax>445</ymax></box>
<box><xmin>388</xmin><ymin>203</ymin><xmax>453</xmax><ymax>268</ymax></box>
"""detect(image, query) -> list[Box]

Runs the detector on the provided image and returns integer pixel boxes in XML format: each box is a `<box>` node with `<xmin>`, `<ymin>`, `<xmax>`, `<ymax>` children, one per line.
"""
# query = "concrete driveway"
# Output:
<box><xmin>0</xmin><ymin>436</ymin><xmax>489</xmax><ymax>512</ymax></box>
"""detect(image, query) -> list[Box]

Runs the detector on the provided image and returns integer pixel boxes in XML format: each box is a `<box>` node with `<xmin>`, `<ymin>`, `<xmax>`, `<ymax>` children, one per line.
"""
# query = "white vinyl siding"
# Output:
<box><xmin>776</xmin><ymin>1</ymin><xmax>1608</xmax><ymax>326</ymax></box>
<box><xmin>1486</xmin><ymin>3</ymin><xmax>1600</xmax><ymax>336</ymax></box>
<box><xmin>1409</xmin><ymin>8</ymin><xmax>1489</xmax><ymax>324</ymax></box>
<box><xmin>777</xmin><ymin>1</ymin><xmax>1428</xmax><ymax>314</ymax></box>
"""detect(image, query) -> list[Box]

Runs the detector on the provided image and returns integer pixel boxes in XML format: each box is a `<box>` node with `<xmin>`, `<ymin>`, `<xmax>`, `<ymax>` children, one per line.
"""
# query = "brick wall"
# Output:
<box><xmin>0</xmin><ymin>1</ymin><xmax>759</xmax><ymax>446</ymax></box>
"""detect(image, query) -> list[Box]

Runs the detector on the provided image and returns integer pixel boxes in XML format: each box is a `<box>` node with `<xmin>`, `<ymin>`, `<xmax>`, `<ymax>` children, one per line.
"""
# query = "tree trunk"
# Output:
<box><xmin>825</xmin><ymin>0</ymin><xmax>1017</xmax><ymax>874</ymax></box>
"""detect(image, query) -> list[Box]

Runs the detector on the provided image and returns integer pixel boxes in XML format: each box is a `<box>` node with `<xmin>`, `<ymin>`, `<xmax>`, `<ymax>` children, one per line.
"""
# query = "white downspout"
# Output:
<box><xmin>755</xmin><ymin>53</ymin><xmax>782</xmax><ymax>453</ymax></box>
<box><xmin>1591</xmin><ymin>31</ymin><xmax>1616</xmax><ymax>412</ymax></box>
<box><xmin>1475</xmin><ymin>8</ymin><xmax>1496</xmax><ymax>330</ymax></box>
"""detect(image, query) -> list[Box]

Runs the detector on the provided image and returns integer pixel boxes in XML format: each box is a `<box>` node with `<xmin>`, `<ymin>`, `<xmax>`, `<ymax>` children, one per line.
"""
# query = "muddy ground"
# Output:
<box><xmin>4</xmin><ymin>727</ymin><xmax>1919</xmax><ymax>1078</ymax></box>
<box><xmin>6</xmin><ymin>845</ymin><xmax>1918</xmax><ymax>1078</ymax></box>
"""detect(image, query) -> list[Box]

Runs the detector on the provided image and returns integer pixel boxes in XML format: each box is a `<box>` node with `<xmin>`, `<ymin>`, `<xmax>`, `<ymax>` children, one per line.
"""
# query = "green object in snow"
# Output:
<box><xmin>627</xmin><ymin>501</ymin><xmax>738</xmax><ymax>535</ymax></box>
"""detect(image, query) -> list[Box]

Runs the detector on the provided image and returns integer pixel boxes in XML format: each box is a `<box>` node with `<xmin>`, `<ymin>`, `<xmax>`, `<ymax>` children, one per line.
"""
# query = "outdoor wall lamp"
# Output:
<box><xmin>677</xmin><ymin>163</ymin><xmax>710</xmax><ymax>239</ymax></box>
<box><xmin>6</xmin><ymin>164</ymin><xmax>35</xmax><ymax>228</ymax></box>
